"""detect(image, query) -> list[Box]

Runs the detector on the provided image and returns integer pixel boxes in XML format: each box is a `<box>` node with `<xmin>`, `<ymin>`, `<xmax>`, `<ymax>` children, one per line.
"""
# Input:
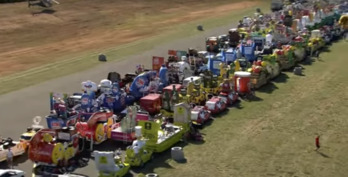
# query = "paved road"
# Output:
<box><xmin>0</xmin><ymin>22</ymin><xmax>235</xmax><ymax>175</ymax></box>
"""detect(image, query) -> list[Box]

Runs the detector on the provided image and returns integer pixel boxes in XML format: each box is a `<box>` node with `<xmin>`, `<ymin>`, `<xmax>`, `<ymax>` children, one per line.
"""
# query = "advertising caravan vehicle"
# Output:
<box><xmin>240</xmin><ymin>41</ymin><xmax>258</xmax><ymax>61</ymax></box>
<box><xmin>139</xmin><ymin>93</ymin><xmax>162</xmax><ymax>115</ymax></box>
<box><xmin>218</xmin><ymin>79</ymin><xmax>239</xmax><ymax>106</ymax></box>
<box><xmin>129</xmin><ymin>71</ymin><xmax>162</xmax><ymax>100</ymax></box>
<box><xmin>182</xmin><ymin>76</ymin><xmax>202</xmax><ymax>88</ymax></box>
<box><xmin>75</xmin><ymin>110</ymin><xmax>114</xmax><ymax>144</ymax></box>
<box><xmin>234</xmin><ymin>71</ymin><xmax>253</xmax><ymax>98</ymax></box>
<box><xmin>307</xmin><ymin>29</ymin><xmax>325</xmax><ymax>55</ymax></box>
<box><xmin>0</xmin><ymin>169</ymin><xmax>25</xmax><ymax>177</ymax></box>
<box><xmin>292</xmin><ymin>36</ymin><xmax>307</xmax><ymax>62</ymax></box>
<box><xmin>206</xmin><ymin>37</ymin><xmax>220</xmax><ymax>53</ymax></box>
<box><xmin>110</xmin><ymin>106</ymin><xmax>147</xmax><ymax>143</ymax></box>
<box><xmin>274</xmin><ymin>45</ymin><xmax>296</xmax><ymax>70</ymax></box>
<box><xmin>205</xmin><ymin>96</ymin><xmax>227</xmax><ymax>115</ymax></box>
<box><xmin>0</xmin><ymin>138</ymin><xmax>26</xmax><ymax>163</ymax></box>
<box><xmin>124</xmin><ymin>126</ymin><xmax>154</xmax><ymax>167</ymax></box>
<box><xmin>46</xmin><ymin>92</ymin><xmax>80</xmax><ymax>129</ymax></box>
<box><xmin>167</xmin><ymin>61</ymin><xmax>193</xmax><ymax>84</ymax></box>
<box><xmin>93</xmin><ymin>151</ymin><xmax>130</xmax><ymax>177</ymax></box>
<box><xmin>107</xmin><ymin>72</ymin><xmax>137</xmax><ymax>89</ymax></box>
<box><xmin>201</xmin><ymin>71</ymin><xmax>220</xmax><ymax>96</ymax></box>
<box><xmin>190</xmin><ymin>106</ymin><xmax>212</xmax><ymax>127</ymax></box>
<box><xmin>19</xmin><ymin>116</ymin><xmax>44</xmax><ymax>151</ymax></box>
<box><xmin>138</xmin><ymin>103</ymin><xmax>191</xmax><ymax>153</ymax></box>
<box><xmin>28</xmin><ymin>127</ymin><xmax>84</xmax><ymax>174</ymax></box>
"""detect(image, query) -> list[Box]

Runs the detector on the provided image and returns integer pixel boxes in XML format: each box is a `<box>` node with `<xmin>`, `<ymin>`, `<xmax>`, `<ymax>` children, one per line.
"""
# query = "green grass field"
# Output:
<box><xmin>137</xmin><ymin>41</ymin><xmax>348</xmax><ymax>177</ymax></box>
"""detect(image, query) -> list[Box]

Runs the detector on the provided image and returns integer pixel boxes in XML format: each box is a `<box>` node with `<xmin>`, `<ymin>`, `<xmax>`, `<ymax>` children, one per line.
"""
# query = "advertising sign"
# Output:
<box><xmin>152</xmin><ymin>56</ymin><xmax>165</xmax><ymax>72</ymax></box>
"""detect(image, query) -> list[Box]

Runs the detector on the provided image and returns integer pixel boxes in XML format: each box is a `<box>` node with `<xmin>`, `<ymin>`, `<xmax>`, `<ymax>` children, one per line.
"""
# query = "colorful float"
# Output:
<box><xmin>93</xmin><ymin>150</ymin><xmax>130</xmax><ymax>177</ymax></box>
<box><xmin>190</xmin><ymin>106</ymin><xmax>212</xmax><ymax>127</ymax></box>
<box><xmin>205</xmin><ymin>96</ymin><xmax>227</xmax><ymax>115</ymax></box>
<box><xmin>137</xmin><ymin>103</ymin><xmax>191</xmax><ymax>153</ymax></box>
<box><xmin>75</xmin><ymin>110</ymin><xmax>114</xmax><ymax>144</ymax></box>
<box><xmin>0</xmin><ymin>137</ymin><xmax>26</xmax><ymax>163</ymax></box>
<box><xmin>28</xmin><ymin>127</ymin><xmax>83</xmax><ymax>174</ymax></box>
<box><xmin>124</xmin><ymin>126</ymin><xmax>154</xmax><ymax>167</ymax></box>
<box><xmin>110</xmin><ymin>106</ymin><xmax>148</xmax><ymax>143</ymax></box>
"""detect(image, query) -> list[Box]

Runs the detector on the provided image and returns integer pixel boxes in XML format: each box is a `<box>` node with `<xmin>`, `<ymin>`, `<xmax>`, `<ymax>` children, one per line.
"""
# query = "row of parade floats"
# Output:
<box><xmin>3</xmin><ymin>1</ymin><xmax>347</xmax><ymax>176</ymax></box>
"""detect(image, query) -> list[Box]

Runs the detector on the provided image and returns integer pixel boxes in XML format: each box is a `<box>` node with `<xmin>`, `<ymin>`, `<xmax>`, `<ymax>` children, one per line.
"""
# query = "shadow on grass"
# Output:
<box><xmin>130</xmin><ymin>142</ymin><xmax>189</xmax><ymax>175</ymax></box>
<box><xmin>257</xmin><ymin>82</ymin><xmax>279</xmax><ymax>94</ymax></box>
<box><xmin>32</xmin><ymin>9</ymin><xmax>56</xmax><ymax>15</ymax></box>
<box><xmin>232</xmin><ymin>100</ymin><xmax>243</xmax><ymax>109</ymax></box>
<box><xmin>316</xmin><ymin>150</ymin><xmax>330</xmax><ymax>158</ymax></box>
<box><xmin>321</xmin><ymin>46</ymin><xmax>331</xmax><ymax>53</ymax></box>
<box><xmin>193</xmin><ymin>118</ymin><xmax>214</xmax><ymax>130</ymax></box>
<box><xmin>94</xmin><ymin>140</ymin><xmax>130</xmax><ymax>152</ymax></box>
<box><xmin>212</xmin><ymin>109</ymin><xmax>230</xmax><ymax>118</ymax></box>
<box><xmin>272</xmin><ymin>73</ymin><xmax>289</xmax><ymax>83</ymax></box>
<box><xmin>300</xmin><ymin>57</ymin><xmax>316</xmax><ymax>65</ymax></box>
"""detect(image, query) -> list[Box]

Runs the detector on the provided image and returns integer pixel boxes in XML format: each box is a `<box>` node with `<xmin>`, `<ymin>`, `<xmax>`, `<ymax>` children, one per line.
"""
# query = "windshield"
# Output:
<box><xmin>219</xmin><ymin>96</ymin><xmax>227</xmax><ymax>103</ymax></box>
<box><xmin>205</xmin><ymin>101</ymin><xmax>215</xmax><ymax>109</ymax></box>
<box><xmin>183</xmin><ymin>80</ymin><xmax>190</xmax><ymax>87</ymax></box>
<box><xmin>191</xmin><ymin>111</ymin><xmax>199</xmax><ymax>121</ymax></box>
<box><xmin>20</xmin><ymin>135</ymin><xmax>32</xmax><ymax>141</ymax></box>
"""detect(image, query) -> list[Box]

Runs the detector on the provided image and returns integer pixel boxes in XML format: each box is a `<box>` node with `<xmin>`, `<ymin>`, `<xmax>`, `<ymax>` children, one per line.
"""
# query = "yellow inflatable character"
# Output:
<box><xmin>95</xmin><ymin>123</ymin><xmax>105</xmax><ymax>143</ymax></box>
<box><xmin>339</xmin><ymin>15</ymin><xmax>348</xmax><ymax>30</ymax></box>
<box><xmin>219</xmin><ymin>63</ymin><xmax>227</xmax><ymax>79</ymax></box>
<box><xmin>51</xmin><ymin>143</ymin><xmax>64</xmax><ymax>165</ymax></box>
<box><xmin>234</xmin><ymin>60</ymin><xmax>241</xmax><ymax>71</ymax></box>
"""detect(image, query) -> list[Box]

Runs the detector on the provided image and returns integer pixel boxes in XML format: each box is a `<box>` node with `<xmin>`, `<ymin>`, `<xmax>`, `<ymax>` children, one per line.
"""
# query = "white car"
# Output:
<box><xmin>0</xmin><ymin>169</ymin><xmax>25</xmax><ymax>177</ymax></box>
<box><xmin>0</xmin><ymin>139</ymin><xmax>26</xmax><ymax>163</ymax></box>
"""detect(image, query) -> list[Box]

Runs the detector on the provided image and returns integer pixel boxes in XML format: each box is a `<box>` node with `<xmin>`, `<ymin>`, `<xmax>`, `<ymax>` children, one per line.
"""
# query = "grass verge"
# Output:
<box><xmin>145</xmin><ymin>40</ymin><xmax>348</xmax><ymax>177</ymax></box>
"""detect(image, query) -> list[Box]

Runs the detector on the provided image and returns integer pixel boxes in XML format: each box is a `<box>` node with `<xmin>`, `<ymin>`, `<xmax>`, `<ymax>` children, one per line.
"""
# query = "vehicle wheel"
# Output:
<box><xmin>33</xmin><ymin>165</ymin><xmax>42</xmax><ymax>175</ymax></box>
<box><xmin>146</xmin><ymin>173</ymin><xmax>159</xmax><ymax>177</ymax></box>
<box><xmin>140</xmin><ymin>160</ymin><xmax>144</xmax><ymax>168</ymax></box>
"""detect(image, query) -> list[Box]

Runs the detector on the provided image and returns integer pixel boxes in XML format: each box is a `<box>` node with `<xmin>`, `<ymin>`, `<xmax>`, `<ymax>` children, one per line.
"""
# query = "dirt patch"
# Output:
<box><xmin>0</xmin><ymin>0</ymin><xmax>259</xmax><ymax>77</ymax></box>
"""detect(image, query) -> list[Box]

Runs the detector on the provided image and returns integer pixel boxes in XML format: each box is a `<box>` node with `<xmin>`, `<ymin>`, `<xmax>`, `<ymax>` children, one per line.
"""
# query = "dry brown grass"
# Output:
<box><xmin>0</xmin><ymin>0</ymin><xmax>259</xmax><ymax>77</ymax></box>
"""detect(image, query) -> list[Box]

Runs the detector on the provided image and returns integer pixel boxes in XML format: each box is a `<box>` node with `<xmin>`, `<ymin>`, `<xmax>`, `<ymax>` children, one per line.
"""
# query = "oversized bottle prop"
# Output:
<box><xmin>171</xmin><ymin>85</ymin><xmax>179</xmax><ymax>111</ymax></box>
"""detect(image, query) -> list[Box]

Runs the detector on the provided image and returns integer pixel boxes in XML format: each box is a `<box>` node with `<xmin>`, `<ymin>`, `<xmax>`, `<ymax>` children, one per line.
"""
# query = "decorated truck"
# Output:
<box><xmin>205</xmin><ymin>96</ymin><xmax>227</xmax><ymax>115</ymax></box>
<box><xmin>110</xmin><ymin>106</ymin><xmax>149</xmax><ymax>143</ymax></box>
<box><xmin>28</xmin><ymin>127</ymin><xmax>87</xmax><ymax>175</ymax></box>
<box><xmin>139</xmin><ymin>93</ymin><xmax>162</xmax><ymax>115</ymax></box>
<box><xmin>218</xmin><ymin>79</ymin><xmax>239</xmax><ymax>106</ymax></box>
<box><xmin>93</xmin><ymin>151</ymin><xmax>130</xmax><ymax>177</ymax></box>
<box><xmin>190</xmin><ymin>106</ymin><xmax>212</xmax><ymax>127</ymax></box>
<box><xmin>273</xmin><ymin>45</ymin><xmax>296</xmax><ymax>70</ymax></box>
<box><xmin>0</xmin><ymin>137</ymin><xmax>26</xmax><ymax>163</ymax></box>
<box><xmin>137</xmin><ymin>103</ymin><xmax>191</xmax><ymax>153</ymax></box>
<box><xmin>129</xmin><ymin>71</ymin><xmax>163</xmax><ymax>100</ymax></box>
<box><xmin>75</xmin><ymin>110</ymin><xmax>115</xmax><ymax>145</ymax></box>
<box><xmin>124</xmin><ymin>126</ymin><xmax>154</xmax><ymax>167</ymax></box>
<box><xmin>46</xmin><ymin>92</ymin><xmax>79</xmax><ymax>129</ymax></box>
<box><xmin>206</xmin><ymin>37</ymin><xmax>220</xmax><ymax>53</ymax></box>
<box><xmin>201</xmin><ymin>71</ymin><xmax>220</xmax><ymax>96</ymax></box>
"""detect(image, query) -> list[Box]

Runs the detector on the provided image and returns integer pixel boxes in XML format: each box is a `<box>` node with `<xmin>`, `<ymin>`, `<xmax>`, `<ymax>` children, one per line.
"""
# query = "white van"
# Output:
<box><xmin>182</xmin><ymin>76</ymin><xmax>202</xmax><ymax>88</ymax></box>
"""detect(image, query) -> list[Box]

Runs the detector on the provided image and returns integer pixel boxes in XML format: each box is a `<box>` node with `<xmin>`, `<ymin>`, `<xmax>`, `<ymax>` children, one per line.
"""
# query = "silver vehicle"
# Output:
<box><xmin>0</xmin><ymin>169</ymin><xmax>25</xmax><ymax>177</ymax></box>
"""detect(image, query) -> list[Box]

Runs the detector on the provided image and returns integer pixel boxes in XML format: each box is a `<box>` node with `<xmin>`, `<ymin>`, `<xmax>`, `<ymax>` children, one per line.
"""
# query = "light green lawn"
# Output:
<box><xmin>145</xmin><ymin>41</ymin><xmax>348</xmax><ymax>177</ymax></box>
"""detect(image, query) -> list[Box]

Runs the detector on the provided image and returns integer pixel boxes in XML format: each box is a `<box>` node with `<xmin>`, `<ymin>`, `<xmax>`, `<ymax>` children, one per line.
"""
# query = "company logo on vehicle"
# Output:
<box><xmin>136</xmin><ymin>78</ymin><xmax>145</xmax><ymax>87</ymax></box>
<box><xmin>106</xmin><ymin>97</ymin><xmax>114</xmax><ymax>103</ymax></box>
<box><xmin>51</xmin><ymin>122</ymin><xmax>61</xmax><ymax>129</ymax></box>
<box><xmin>120</xmin><ymin>96</ymin><xmax>125</xmax><ymax>105</ymax></box>
<box><xmin>81</xmin><ymin>97</ymin><xmax>89</xmax><ymax>105</ymax></box>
